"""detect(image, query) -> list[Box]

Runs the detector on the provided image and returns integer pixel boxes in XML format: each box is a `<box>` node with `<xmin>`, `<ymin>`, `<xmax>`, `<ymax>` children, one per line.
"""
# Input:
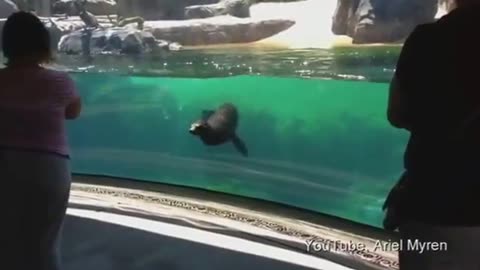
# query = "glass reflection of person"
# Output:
<box><xmin>385</xmin><ymin>0</ymin><xmax>480</xmax><ymax>269</ymax></box>
<box><xmin>0</xmin><ymin>12</ymin><xmax>81</xmax><ymax>270</ymax></box>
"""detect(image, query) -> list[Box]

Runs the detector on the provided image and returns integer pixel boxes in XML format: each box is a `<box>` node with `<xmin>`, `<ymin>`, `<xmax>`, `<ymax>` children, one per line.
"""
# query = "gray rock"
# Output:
<box><xmin>332</xmin><ymin>0</ymin><xmax>438</xmax><ymax>44</ymax></box>
<box><xmin>52</xmin><ymin>0</ymin><xmax>117</xmax><ymax>16</ymax></box>
<box><xmin>116</xmin><ymin>0</ymin><xmax>305</xmax><ymax>20</ymax></box>
<box><xmin>184</xmin><ymin>0</ymin><xmax>252</xmax><ymax>19</ymax></box>
<box><xmin>11</xmin><ymin>0</ymin><xmax>28</xmax><ymax>10</ymax></box>
<box><xmin>57</xmin><ymin>28</ymin><xmax>173</xmax><ymax>55</ymax></box>
<box><xmin>0</xmin><ymin>0</ymin><xmax>18</xmax><ymax>18</ymax></box>
<box><xmin>51</xmin><ymin>14</ymin><xmax>294</xmax><ymax>46</ymax></box>
<box><xmin>145</xmin><ymin>15</ymin><xmax>295</xmax><ymax>46</ymax></box>
<box><xmin>0</xmin><ymin>14</ymin><xmax>293</xmax><ymax>52</ymax></box>
<box><xmin>116</xmin><ymin>0</ymin><xmax>218</xmax><ymax>20</ymax></box>
<box><xmin>12</xmin><ymin>1</ymin><xmax>50</xmax><ymax>15</ymax></box>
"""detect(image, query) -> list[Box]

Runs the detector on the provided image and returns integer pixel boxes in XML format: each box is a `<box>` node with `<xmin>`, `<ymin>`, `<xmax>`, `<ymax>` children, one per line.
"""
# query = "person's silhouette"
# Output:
<box><xmin>385</xmin><ymin>0</ymin><xmax>480</xmax><ymax>269</ymax></box>
<box><xmin>0</xmin><ymin>11</ymin><xmax>82</xmax><ymax>270</ymax></box>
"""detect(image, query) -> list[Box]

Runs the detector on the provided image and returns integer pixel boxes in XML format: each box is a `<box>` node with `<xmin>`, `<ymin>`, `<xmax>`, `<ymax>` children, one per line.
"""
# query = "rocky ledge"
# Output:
<box><xmin>0</xmin><ymin>14</ymin><xmax>294</xmax><ymax>55</ymax></box>
<box><xmin>144</xmin><ymin>16</ymin><xmax>295</xmax><ymax>46</ymax></box>
<box><xmin>1</xmin><ymin>0</ymin><xmax>460</xmax><ymax>49</ymax></box>
<box><xmin>57</xmin><ymin>27</ymin><xmax>180</xmax><ymax>56</ymax></box>
<box><xmin>332</xmin><ymin>0</ymin><xmax>451</xmax><ymax>44</ymax></box>
<box><xmin>0</xmin><ymin>0</ymin><xmax>296</xmax><ymax>55</ymax></box>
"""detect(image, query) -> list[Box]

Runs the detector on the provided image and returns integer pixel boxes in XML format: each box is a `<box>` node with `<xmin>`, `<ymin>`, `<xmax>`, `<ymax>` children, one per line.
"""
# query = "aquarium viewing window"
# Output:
<box><xmin>0</xmin><ymin>0</ymin><xmax>455</xmax><ymax>228</ymax></box>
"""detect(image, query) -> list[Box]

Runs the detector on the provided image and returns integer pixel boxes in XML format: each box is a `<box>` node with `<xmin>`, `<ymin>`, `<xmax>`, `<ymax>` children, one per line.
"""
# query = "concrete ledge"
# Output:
<box><xmin>70</xmin><ymin>173</ymin><xmax>399</xmax><ymax>270</ymax></box>
<box><xmin>64</xmin><ymin>208</ymin><xmax>352</xmax><ymax>270</ymax></box>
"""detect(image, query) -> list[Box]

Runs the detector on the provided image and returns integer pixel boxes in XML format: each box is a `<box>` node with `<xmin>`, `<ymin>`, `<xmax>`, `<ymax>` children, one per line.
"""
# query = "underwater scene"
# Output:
<box><xmin>64</xmin><ymin>46</ymin><xmax>407</xmax><ymax>228</ymax></box>
<box><xmin>2</xmin><ymin>0</ymin><xmax>455</xmax><ymax>227</ymax></box>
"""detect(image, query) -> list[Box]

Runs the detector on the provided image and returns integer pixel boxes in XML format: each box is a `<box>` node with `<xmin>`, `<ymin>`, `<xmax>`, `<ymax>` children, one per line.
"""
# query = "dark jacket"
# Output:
<box><xmin>393</xmin><ymin>5</ymin><xmax>480</xmax><ymax>226</ymax></box>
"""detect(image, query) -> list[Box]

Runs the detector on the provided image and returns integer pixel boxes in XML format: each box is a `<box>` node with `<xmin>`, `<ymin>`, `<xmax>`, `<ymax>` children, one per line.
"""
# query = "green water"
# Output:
<box><xmin>67</xmin><ymin>69</ymin><xmax>409</xmax><ymax>227</ymax></box>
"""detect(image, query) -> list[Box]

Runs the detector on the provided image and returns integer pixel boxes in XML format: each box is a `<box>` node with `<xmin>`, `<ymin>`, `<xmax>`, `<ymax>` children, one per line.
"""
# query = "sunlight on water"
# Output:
<box><xmin>250</xmin><ymin>0</ymin><xmax>353</xmax><ymax>49</ymax></box>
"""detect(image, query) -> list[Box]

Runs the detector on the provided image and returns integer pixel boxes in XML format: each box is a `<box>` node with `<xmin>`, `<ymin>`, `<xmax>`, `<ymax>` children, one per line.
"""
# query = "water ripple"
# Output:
<box><xmin>48</xmin><ymin>46</ymin><xmax>401</xmax><ymax>82</ymax></box>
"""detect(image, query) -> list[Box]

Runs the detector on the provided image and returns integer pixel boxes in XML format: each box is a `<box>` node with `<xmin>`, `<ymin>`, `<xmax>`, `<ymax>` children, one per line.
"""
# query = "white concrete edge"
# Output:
<box><xmin>69</xmin><ymin>194</ymin><xmax>310</xmax><ymax>244</ymax></box>
<box><xmin>67</xmin><ymin>208</ymin><xmax>354</xmax><ymax>270</ymax></box>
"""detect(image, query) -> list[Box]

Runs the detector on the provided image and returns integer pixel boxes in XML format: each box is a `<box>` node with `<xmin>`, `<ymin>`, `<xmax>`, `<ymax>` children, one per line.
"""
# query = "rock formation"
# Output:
<box><xmin>115</xmin><ymin>0</ymin><xmax>213</xmax><ymax>21</ymax></box>
<box><xmin>0</xmin><ymin>0</ymin><xmax>18</xmax><ymax>18</ymax></box>
<box><xmin>185</xmin><ymin>0</ymin><xmax>252</xmax><ymax>19</ymax></box>
<box><xmin>0</xmin><ymin>0</ymin><xmax>293</xmax><ymax>56</ymax></box>
<box><xmin>57</xmin><ymin>27</ymin><xmax>173</xmax><ymax>55</ymax></box>
<box><xmin>52</xmin><ymin>0</ymin><xmax>116</xmax><ymax>16</ymax></box>
<box><xmin>1</xmin><ymin>0</ymin><xmax>459</xmax><ymax>47</ymax></box>
<box><xmin>144</xmin><ymin>15</ymin><xmax>295</xmax><ymax>46</ymax></box>
<box><xmin>0</xmin><ymin>13</ymin><xmax>294</xmax><ymax>54</ymax></box>
<box><xmin>332</xmin><ymin>0</ymin><xmax>438</xmax><ymax>44</ymax></box>
<box><xmin>116</xmin><ymin>0</ymin><xmax>303</xmax><ymax>20</ymax></box>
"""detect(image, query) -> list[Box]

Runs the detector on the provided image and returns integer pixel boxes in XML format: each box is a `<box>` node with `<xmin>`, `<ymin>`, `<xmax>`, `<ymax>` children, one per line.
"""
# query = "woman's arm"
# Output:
<box><xmin>55</xmin><ymin>72</ymin><xmax>82</xmax><ymax>120</ymax></box>
<box><xmin>65</xmin><ymin>96</ymin><xmax>82</xmax><ymax>119</ymax></box>
<box><xmin>387</xmin><ymin>74</ymin><xmax>410</xmax><ymax>130</ymax></box>
<box><xmin>386</xmin><ymin>26</ymin><xmax>427</xmax><ymax>131</ymax></box>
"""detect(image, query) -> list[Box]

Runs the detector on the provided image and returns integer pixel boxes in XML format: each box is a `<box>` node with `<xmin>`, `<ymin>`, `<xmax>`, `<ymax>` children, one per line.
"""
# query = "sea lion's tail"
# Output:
<box><xmin>232</xmin><ymin>135</ymin><xmax>248</xmax><ymax>157</ymax></box>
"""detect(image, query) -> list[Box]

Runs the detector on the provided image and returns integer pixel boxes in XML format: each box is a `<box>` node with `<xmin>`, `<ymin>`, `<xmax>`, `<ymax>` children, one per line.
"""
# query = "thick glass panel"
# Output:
<box><xmin>1</xmin><ymin>0</ymin><xmax>455</xmax><ymax>227</ymax></box>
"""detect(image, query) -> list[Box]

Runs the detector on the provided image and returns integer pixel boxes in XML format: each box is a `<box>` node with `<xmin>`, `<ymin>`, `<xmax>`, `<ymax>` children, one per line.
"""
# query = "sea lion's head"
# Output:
<box><xmin>189</xmin><ymin>121</ymin><xmax>208</xmax><ymax>136</ymax></box>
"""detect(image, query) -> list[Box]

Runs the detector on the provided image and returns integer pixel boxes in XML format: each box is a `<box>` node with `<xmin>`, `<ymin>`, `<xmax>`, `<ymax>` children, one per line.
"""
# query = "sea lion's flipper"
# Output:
<box><xmin>231</xmin><ymin>135</ymin><xmax>248</xmax><ymax>157</ymax></box>
<box><xmin>201</xmin><ymin>110</ymin><xmax>215</xmax><ymax>120</ymax></box>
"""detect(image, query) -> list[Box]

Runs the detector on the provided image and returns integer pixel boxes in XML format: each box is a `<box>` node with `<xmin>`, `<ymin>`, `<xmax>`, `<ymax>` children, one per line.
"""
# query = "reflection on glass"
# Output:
<box><xmin>1</xmin><ymin>0</ymin><xmax>454</xmax><ymax>227</ymax></box>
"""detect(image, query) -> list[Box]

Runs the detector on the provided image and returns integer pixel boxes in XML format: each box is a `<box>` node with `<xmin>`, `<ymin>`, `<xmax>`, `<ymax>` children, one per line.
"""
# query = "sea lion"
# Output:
<box><xmin>189</xmin><ymin>103</ymin><xmax>248</xmax><ymax>157</ymax></box>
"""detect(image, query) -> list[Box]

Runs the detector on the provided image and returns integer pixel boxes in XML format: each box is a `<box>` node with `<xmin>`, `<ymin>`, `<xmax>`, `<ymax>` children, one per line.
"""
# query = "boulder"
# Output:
<box><xmin>185</xmin><ymin>0</ymin><xmax>252</xmax><ymax>19</ymax></box>
<box><xmin>1</xmin><ymin>14</ymin><xmax>294</xmax><ymax>52</ymax></box>
<box><xmin>116</xmin><ymin>0</ymin><xmax>303</xmax><ymax>20</ymax></box>
<box><xmin>52</xmin><ymin>0</ymin><xmax>117</xmax><ymax>16</ymax></box>
<box><xmin>332</xmin><ymin>0</ymin><xmax>438</xmax><ymax>44</ymax></box>
<box><xmin>57</xmin><ymin>27</ymin><xmax>174</xmax><ymax>55</ymax></box>
<box><xmin>0</xmin><ymin>0</ymin><xmax>18</xmax><ymax>18</ymax></box>
<box><xmin>37</xmin><ymin>16</ymin><xmax>113</xmax><ymax>48</ymax></box>
<box><xmin>331</xmin><ymin>0</ymin><xmax>356</xmax><ymax>37</ymax></box>
<box><xmin>115</xmin><ymin>0</ymin><xmax>216</xmax><ymax>20</ymax></box>
<box><xmin>144</xmin><ymin>15</ymin><xmax>295</xmax><ymax>45</ymax></box>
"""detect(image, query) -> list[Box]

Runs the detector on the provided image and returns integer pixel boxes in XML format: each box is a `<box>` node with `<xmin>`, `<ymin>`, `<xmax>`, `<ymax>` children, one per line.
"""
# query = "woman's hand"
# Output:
<box><xmin>382</xmin><ymin>172</ymin><xmax>408</xmax><ymax>231</ymax></box>
<box><xmin>387</xmin><ymin>75</ymin><xmax>411</xmax><ymax>131</ymax></box>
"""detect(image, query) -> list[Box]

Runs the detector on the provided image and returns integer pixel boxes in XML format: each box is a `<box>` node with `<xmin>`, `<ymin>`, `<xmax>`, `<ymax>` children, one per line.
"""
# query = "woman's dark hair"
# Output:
<box><xmin>2</xmin><ymin>11</ymin><xmax>52</xmax><ymax>65</ymax></box>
